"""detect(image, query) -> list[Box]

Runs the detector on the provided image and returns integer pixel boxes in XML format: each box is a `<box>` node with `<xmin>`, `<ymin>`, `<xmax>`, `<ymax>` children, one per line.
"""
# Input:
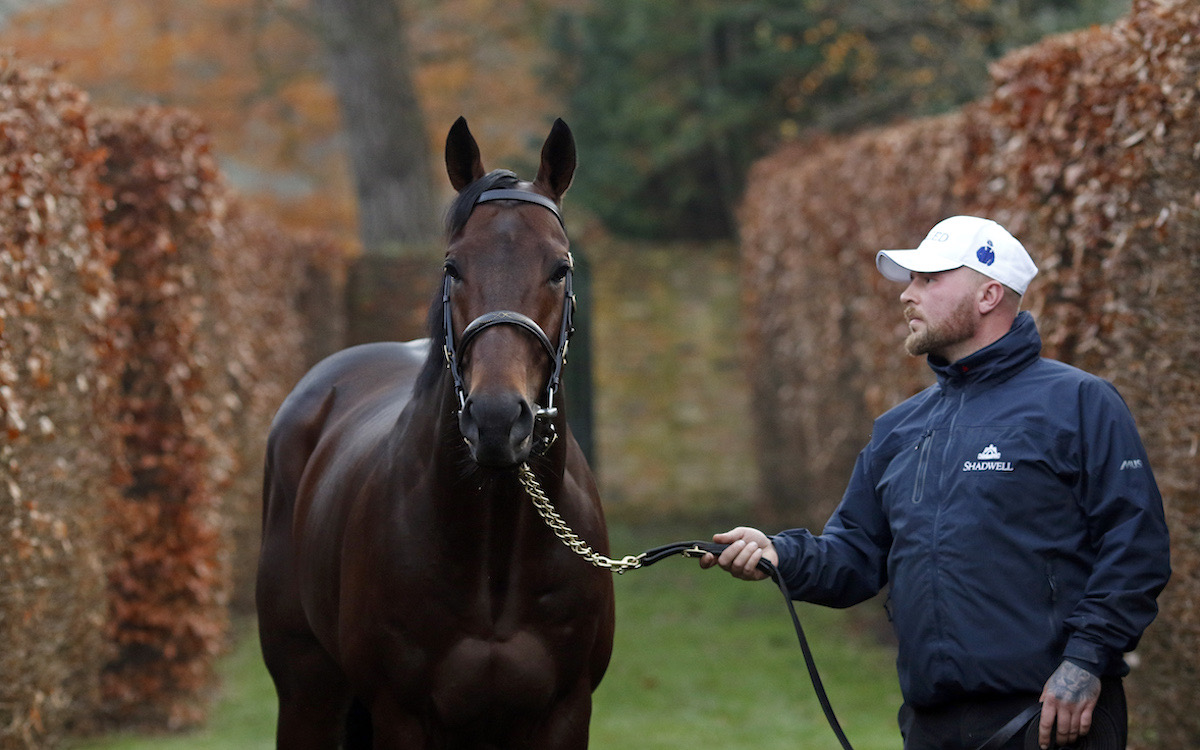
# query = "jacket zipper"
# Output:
<box><xmin>911</xmin><ymin>429</ymin><xmax>934</xmax><ymax>504</ymax></box>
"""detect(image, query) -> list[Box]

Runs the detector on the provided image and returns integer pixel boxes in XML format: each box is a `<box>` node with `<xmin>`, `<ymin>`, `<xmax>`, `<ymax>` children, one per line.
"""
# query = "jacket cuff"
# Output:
<box><xmin>768</xmin><ymin>532</ymin><xmax>806</xmax><ymax>597</ymax></box>
<box><xmin>1063</xmin><ymin>635</ymin><xmax>1107</xmax><ymax>676</ymax></box>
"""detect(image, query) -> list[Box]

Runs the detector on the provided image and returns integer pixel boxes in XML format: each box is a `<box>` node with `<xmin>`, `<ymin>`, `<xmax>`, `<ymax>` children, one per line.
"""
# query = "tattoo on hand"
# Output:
<box><xmin>1048</xmin><ymin>661</ymin><xmax>1101</xmax><ymax>703</ymax></box>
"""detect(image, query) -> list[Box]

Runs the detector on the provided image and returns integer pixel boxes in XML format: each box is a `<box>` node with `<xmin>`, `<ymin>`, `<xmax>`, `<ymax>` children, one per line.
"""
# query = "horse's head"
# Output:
<box><xmin>440</xmin><ymin>117</ymin><xmax>576</xmax><ymax>468</ymax></box>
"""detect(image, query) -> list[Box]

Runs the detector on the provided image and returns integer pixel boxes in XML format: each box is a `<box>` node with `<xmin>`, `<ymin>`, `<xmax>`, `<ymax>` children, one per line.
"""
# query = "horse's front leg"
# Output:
<box><xmin>527</xmin><ymin>677</ymin><xmax>595</xmax><ymax>750</ymax></box>
<box><xmin>261</xmin><ymin>628</ymin><xmax>353</xmax><ymax>750</ymax></box>
<box><xmin>274</xmin><ymin>695</ymin><xmax>348</xmax><ymax>750</ymax></box>
<box><xmin>364</xmin><ymin>694</ymin><xmax>431</xmax><ymax>749</ymax></box>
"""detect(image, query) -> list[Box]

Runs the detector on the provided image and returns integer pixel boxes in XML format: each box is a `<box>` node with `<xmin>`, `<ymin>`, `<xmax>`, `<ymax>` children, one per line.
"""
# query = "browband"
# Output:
<box><xmin>476</xmin><ymin>188</ymin><xmax>564</xmax><ymax>228</ymax></box>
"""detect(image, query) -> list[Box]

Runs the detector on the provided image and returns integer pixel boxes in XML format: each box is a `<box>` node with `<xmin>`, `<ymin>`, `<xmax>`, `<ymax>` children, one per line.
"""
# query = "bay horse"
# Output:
<box><xmin>256</xmin><ymin>117</ymin><xmax>615</xmax><ymax>749</ymax></box>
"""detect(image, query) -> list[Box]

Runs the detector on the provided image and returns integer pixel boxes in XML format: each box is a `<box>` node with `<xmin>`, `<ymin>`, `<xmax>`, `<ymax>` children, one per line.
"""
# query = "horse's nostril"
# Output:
<box><xmin>514</xmin><ymin>399</ymin><xmax>533</xmax><ymax>429</ymax></box>
<box><xmin>459</xmin><ymin>400</ymin><xmax>479</xmax><ymax>442</ymax></box>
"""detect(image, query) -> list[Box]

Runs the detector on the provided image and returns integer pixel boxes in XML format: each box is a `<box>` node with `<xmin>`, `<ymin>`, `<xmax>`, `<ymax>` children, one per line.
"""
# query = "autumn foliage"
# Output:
<box><xmin>0</xmin><ymin>56</ymin><xmax>344</xmax><ymax>746</ymax></box>
<box><xmin>0</xmin><ymin>55</ymin><xmax>120</xmax><ymax>748</ymax></box>
<box><xmin>739</xmin><ymin>1</ymin><xmax>1198</xmax><ymax>745</ymax></box>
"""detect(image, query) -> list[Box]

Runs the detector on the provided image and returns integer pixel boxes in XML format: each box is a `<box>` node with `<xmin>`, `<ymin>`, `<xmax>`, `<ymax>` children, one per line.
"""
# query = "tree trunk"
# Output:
<box><xmin>310</xmin><ymin>0</ymin><xmax>439</xmax><ymax>257</ymax></box>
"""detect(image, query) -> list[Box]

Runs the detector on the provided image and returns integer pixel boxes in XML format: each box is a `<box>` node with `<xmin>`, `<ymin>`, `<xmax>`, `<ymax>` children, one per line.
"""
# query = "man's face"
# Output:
<box><xmin>899</xmin><ymin>267</ymin><xmax>982</xmax><ymax>359</ymax></box>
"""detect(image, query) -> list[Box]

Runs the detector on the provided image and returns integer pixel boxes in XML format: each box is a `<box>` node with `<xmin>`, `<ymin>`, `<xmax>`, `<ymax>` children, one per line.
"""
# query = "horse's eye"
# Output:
<box><xmin>550</xmin><ymin>264</ymin><xmax>570</xmax><ymax>283</ymax></box>
<box><xmin>444</xmin><ymin>262</ymin><xmax>462</xmax><ymax>280</ymax></box>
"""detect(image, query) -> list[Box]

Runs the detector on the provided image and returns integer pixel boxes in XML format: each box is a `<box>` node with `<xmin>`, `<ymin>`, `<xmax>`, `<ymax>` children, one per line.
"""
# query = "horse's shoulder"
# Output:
<box><xmin>299</xmin><ymin>340</ymin><xmax>431</xmax><ymax>395</ymax></box>
<box><xmin>270</xmin><ymin>339</ymin><xmax>432</xmax><ymax>442</ymax></box>
<box><xmin>311</xmin><ymin>339</ymin><xmax>432</xmax><ymax>376</ymax></box>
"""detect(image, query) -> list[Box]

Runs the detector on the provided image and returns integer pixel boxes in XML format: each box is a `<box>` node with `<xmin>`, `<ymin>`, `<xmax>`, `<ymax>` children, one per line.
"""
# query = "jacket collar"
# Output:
<box><xmin>928</xmin><ymin>311</ymin><xmax>1042</xmax><ymax>386</ymax></box>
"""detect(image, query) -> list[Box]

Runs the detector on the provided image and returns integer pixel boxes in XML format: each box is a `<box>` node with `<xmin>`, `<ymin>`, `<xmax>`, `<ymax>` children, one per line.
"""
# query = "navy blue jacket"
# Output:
<box><xmin>772</xmin><ymin>312</ymin><xmax>1171</xmax><ymax>708</ymax></box>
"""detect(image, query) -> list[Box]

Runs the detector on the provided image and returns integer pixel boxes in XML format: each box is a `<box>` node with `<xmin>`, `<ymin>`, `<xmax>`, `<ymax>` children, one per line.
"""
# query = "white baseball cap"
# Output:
<box><xmin>875</xmin><ymin>215</ymin><xmax>1039</xmax><ymax>295</ymax></box>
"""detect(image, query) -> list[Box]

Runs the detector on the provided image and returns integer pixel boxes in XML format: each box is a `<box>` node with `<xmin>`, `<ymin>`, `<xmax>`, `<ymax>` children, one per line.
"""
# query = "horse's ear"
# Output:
<box><xmin>445</xmin><ymin>116</ymin><xmax>486</xmax><ymax>192</ymax></box>
<box><xmin>535</xmin><ymin>118</ymin><xmax>576</xmax><ymax>202</ymax></box>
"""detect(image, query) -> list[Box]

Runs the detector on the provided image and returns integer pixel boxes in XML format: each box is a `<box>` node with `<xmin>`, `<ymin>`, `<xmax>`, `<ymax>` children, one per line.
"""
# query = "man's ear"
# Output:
<box><xmin>978</xmin><ymin>279</ymin><xmax>1007</xmax><ymax>315</ymax></box>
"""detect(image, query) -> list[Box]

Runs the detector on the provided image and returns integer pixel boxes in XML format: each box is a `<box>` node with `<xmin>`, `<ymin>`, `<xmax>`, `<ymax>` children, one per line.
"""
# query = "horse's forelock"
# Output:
<box><xmin>444</xmin><ymin>170</ymin><xmax>520</xmax><ymax>237</ymax></box>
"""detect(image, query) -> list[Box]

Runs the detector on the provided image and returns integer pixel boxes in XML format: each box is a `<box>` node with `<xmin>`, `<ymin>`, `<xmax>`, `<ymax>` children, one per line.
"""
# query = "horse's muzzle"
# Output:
<box><xmin>458</xmin><ymin>393</ymin><xmax>535</xmax><ymax>467</ymax></box>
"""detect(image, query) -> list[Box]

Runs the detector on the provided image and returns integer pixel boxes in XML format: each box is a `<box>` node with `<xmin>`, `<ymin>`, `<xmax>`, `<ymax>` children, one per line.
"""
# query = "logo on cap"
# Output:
<box><xmin>976</xmin><ymin>240</ymin><xmax>995</xmax><ymax>266</ymax></box>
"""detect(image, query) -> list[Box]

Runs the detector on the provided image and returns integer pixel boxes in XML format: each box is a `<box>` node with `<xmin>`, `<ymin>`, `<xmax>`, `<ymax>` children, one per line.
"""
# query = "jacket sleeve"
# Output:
<box><xmin>1062</xmin><ymin>378</ymin><xmax>1171</xmax><ymax>675</ymax></box>
<box><xmin>771</xmin><ymin>443</ymin><xmax>893</xmax><ymax>608</ymax></box>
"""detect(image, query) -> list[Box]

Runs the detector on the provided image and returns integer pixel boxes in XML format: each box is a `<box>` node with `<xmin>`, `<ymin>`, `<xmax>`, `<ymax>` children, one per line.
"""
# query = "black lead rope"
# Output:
<box><xmin>637</xmin><ymin>542</ymin><xmax>1102</xmax><ymax>750</ymax></box>
<box><xmin>636</xmin><ymin>541</ymin><xmax>857</xmax><ymax>750</ymax></box>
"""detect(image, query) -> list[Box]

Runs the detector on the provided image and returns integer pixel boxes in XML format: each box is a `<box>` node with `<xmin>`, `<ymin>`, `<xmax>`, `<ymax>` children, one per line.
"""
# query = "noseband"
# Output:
<box><xmin>442</xmin><ymin>188</ymin><xmax>575</xmax><ymax>455</ymax></box>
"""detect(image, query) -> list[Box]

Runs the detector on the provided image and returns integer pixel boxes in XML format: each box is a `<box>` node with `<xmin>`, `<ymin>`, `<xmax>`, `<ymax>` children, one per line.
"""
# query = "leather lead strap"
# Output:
<box><xmin>978</xmin><ymin>703</ymin><xmax>1043</xmax><ymax>750</ymax></box>
<box><xmin>638</xmin><ymin>541</ymin><xmax>857</xmax><ymax>750</ymax></box>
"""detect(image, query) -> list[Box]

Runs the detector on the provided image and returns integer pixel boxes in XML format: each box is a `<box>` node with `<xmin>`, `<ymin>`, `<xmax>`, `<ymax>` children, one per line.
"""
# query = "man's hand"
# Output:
<box><xmin>1038</xmin><ymin>660</ymin><xmax>1101</xmax><ymax>749</ymax></box>
<box><xmin>697</xmin><ymin>527</ymin><xmax>778</xmax><ymax>581</ymax></box>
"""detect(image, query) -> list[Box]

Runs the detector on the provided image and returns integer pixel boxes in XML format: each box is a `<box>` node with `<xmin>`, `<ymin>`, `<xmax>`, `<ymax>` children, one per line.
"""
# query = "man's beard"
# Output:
<box><xmin>904</xmin><ymin>296</ymin><xmax>978</xmax><ymax>358</ymax></box>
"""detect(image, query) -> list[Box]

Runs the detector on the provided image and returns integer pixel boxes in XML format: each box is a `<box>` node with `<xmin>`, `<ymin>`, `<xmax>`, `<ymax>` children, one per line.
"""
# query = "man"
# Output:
<box><xmin>702</xmin><ymin>216</ymin><xmax>1170</xmax><ymax>750</ymax></box>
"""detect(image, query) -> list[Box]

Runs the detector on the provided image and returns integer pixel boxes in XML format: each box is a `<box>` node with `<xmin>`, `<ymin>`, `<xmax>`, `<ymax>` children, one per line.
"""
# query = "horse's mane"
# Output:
<box><xmin>414</xmin><ymin>170</ymin><xmax>522</xmax><ymax>395</ymax></box>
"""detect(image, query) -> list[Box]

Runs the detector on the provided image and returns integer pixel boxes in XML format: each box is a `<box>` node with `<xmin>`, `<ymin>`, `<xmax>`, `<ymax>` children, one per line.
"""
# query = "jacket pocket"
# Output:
<box><xmin>910</xmin><ymin>429</ymin><xmax>934</xmax><ymax>504</ymax></box>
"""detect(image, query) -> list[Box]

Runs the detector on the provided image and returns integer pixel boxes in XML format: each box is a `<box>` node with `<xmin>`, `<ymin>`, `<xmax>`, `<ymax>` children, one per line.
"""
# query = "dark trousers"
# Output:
<box><xmin>897</xmin><ymin>678</ymin><xmax>1126</xmax><ymax>750</ymax></box>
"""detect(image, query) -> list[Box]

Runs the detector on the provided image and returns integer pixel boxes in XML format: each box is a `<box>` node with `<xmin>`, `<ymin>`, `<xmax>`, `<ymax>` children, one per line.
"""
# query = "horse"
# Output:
<box><xmin>256</xmin><ymin>117</ymin><xmax>616</xmax><ymax>749</ymax></box>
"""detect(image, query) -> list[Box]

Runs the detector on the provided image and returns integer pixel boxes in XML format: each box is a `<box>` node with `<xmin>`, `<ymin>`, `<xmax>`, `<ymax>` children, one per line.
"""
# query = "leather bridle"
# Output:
<box><xmin>441</xmin><ymin>188</ymin><xmax>575</xmax><ymax>455</ymax></box>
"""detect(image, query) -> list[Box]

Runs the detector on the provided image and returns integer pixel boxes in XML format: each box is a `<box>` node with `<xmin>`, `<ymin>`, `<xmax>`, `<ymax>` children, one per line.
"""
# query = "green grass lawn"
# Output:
<box><xmin>68</xmin><ymin>523</ymin><xmax>900</xmax><ymax>750</ymax></box>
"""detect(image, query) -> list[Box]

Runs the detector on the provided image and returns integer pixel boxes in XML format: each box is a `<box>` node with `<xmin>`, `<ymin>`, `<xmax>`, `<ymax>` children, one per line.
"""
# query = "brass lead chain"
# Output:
<box><xmin>519</xmin><ymin>463</ymin><xmax>645</xmax><ymax>573</ymax></box>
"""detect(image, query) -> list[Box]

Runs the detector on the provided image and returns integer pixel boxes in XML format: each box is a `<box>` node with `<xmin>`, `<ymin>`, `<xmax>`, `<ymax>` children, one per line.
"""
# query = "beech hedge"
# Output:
<box><xmin>0</xmin><ymin>58</ymin><xmax>343</xmax><ymax>746</ymax></box>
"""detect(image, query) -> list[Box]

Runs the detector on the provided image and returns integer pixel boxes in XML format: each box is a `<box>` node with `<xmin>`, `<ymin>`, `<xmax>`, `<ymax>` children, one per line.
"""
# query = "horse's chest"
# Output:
<box><xmin>376</xmin><ymin>565</ymin><xmax>601</xmax><ymax>711</ymax></box>
<box><xmin>429</xmin><ymin>629</ymin><xmax>559</xmax><ymax>721</ymax></box>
